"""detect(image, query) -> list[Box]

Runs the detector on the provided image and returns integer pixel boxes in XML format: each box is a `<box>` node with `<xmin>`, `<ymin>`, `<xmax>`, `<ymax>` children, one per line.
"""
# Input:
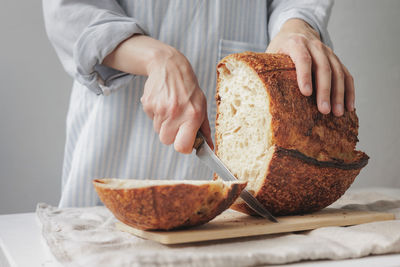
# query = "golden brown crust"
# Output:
<box><xmin>230</xmin><ymin>146</ymin><xmax>369</xmax><ymax>216</ymax></box>
<box><xmin>217</xmin><ymin>52</ymin><xmax>359</xmax><ymax>162</ymax></box>
<box><xmin>93</xmin><ymin>179</ymin><xmax>247</xmax><ymax>230</ymax></box>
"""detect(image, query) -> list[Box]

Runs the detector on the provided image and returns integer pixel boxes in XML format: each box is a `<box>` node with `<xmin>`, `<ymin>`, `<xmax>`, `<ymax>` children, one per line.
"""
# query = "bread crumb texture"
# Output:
<box><xmin>215</xmin><ymin>52</ymin><xmax>369</xmax><ymax>216</ymax></box>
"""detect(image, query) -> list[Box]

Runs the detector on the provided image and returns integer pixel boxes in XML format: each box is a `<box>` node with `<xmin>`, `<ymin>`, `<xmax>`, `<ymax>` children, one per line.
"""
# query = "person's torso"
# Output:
<box><xmin>61</xmin><ymin>0</ymin><xmax>269</xmax><ymax>207</ymax></box>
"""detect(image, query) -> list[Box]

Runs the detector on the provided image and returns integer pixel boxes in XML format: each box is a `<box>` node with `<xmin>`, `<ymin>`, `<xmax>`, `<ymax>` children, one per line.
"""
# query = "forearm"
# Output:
<box><xmin>103</xmin><ymin>34</ymin><xmax>212</xmax><ymax>153</ymax></box>
<box><xmin>102</xmin><ymin>35</ymin><xmax>179</xmax><ymax>76</ymax></box>
<box><xmin>43</xmin><ymin>0</ymin><xmax>146</xmax><ymax>95</ymax></box>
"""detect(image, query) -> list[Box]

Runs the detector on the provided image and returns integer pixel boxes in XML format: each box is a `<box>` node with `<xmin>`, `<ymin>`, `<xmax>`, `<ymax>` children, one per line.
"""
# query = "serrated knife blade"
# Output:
<box><xmin>194</xmin><ymin>131</ymin><xmax>278</xmax><ymax>223</ymax></box>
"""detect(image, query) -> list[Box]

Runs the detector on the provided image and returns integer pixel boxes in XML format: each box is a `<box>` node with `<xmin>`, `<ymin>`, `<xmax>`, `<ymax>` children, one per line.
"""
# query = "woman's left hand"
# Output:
<box><xmin>266</xmin><ymin>19</ymin><xmax>355</xmax><ymax>116</ymax></box>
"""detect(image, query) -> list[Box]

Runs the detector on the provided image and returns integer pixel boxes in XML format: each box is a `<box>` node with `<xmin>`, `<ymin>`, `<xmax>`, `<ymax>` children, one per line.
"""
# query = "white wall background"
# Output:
<box><xmin>0</xmin><ymin>2</ymin><xmax>70</xmax><ymax>214</ymax></box>
<box><xmin>1</xmin><ymin>0</ymin><xmax>399</xmax><ymax>214</ymax></box>
<box><xmin>327</xmin><ymin>1</ymin><xmax>400</xmax><ymax>189</ymax></box>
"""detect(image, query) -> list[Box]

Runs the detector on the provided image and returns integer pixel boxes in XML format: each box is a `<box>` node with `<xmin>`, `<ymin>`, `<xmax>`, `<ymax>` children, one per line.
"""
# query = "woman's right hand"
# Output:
<box><xmin>141</xmin><ymin>45</ymin><xmax>213</xmax><ymax>154</ymax></box>
<box><xmin>103</xmin><ymin>35</ymin><xmax>213</xmax><ymax>154</ymax></box>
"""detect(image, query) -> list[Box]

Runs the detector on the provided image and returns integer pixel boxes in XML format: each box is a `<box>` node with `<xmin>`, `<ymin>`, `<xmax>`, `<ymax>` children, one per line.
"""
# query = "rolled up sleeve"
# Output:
<box><xmin>43</xmin><ymin>0</ymin><xmax>148</xmax><ymax>95</ymax></box>
<box><xmin>267</xmin><ymin>0</ymin><xmax>333</xmax><ymax>48</ymax></box>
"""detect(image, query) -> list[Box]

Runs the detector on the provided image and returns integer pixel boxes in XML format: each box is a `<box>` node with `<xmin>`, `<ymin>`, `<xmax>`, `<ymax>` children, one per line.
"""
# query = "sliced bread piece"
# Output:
<box><xmin>215</xmin><ymin>52</ymin><xmax>369</xmax><ymax>216</ymax></box>
<box><xmin>93</xmin><ymin>178</ymin><xmax>247</xmax><ymax>230</ymax></box>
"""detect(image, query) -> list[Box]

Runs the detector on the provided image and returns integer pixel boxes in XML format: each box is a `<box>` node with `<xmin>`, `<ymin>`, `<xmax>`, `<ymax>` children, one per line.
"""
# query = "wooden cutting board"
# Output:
<box><xmin>116</xmin><ymin>208</ymin><xmax>395</xmax><ymax>245</ymax></box>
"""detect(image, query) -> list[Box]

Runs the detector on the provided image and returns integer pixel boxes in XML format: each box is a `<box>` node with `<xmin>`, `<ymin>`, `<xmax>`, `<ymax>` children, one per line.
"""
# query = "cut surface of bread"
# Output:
<box><xmin>93</xmin><ymin>178</ymin><xmax>247</xmax><ymax>230</ymax></box>
<box><xmin>215</xmin><ymin>52</ymin><xmax>369</xmax><ymax>216</ymax></box>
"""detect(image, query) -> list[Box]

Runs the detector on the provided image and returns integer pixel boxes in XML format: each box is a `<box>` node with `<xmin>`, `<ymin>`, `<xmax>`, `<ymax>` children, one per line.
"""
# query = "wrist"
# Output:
<box><xmin>102</xmin><ymin>35</ymin><xmax>183</xmax><ymax>76</ymax></box>
<box><xmin>145</xmin><ymin>44</ymin><xmax>182</xmax><ymax>76</ymax></box>
<box><xmin>280</xmin><ymin>18</ymin><xmax>320</xmax><ymax>40</ymax></box>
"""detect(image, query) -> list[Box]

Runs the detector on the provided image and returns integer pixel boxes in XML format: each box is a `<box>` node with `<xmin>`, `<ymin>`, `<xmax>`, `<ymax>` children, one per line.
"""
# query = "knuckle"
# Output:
<box><xmin>155</xmin><ymin>104</ymin><xmax>167</xmax><ymax>116</ymax></box>
<box><xmin>141</xmin><ymin>101</ymin><xmax>152</xmax><ymax>114</ymax></box>
<box><xmin>312</xmin><ymin>40</ymin><xmax>325</xmax><ymax>50</ymax></box>
<box><xmin>298</xmin><ymin>53</ymin><xmax>312</xmax><ymax>65</ymax></box>
<box><xmin>141</xmin><ymin>95</ymin><xmax>154</xmax><ymax>112</ymax></box>
<box><xmin>320</xmin><ymin>63</ymin><xmax>332</xmax><ymax>75</ymax></box>
<box><xmin>140</xmin><ymin>95</ymin><xmax>148</xmax><ymax>105</ymax></box>
<box><xmin>290</xmin><ymin>34</ymin><xmax>306</xmax><ymax>44</ymax></box>
<box><xmin>142</xmin><ymin>106</ymin><xmax>151</xmax><ymax>115</ymax></box>
<box><xmin>141</xmin><ymin>101</ymin><xmax>147</xmax><ymax>109</ymax></box>
<box><xmin>337</xmin><ymin>70</ymin><xmax>345</xmax><ymax>81</ymax></box>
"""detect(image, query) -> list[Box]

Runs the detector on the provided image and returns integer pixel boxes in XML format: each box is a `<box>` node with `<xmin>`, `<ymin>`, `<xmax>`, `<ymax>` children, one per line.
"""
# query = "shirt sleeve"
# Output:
<box><xmin>42</xmin><ymin>0</ymin><xmax>148</xmax><ymax>95</ymax></box>
<box><xmin>267</xmin><ymin>0</ymin><xmax>334</xmax><ymax>48</ymax></box>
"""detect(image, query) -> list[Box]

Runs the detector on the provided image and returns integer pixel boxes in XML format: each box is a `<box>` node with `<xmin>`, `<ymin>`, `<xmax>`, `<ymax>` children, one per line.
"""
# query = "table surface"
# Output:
<box><xmin>2</xmin><ymin>188</ymin><xmax>400</xmax><ymax>267</ymax></box>
<box><xmin>0</xmin><ymin>212</ymin><xmax>399</xmax><ymax>267</ymax></box>
<box><xmin>0</xmin><ymin>212</ymin><xmax>61</xmax><ymax>267</ymax></box>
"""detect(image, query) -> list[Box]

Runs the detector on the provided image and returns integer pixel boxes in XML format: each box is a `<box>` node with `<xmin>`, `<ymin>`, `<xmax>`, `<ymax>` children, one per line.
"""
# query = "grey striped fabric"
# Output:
<box><xmin>43</xmin><ymin>0</ymin><xmax>333</xmax><ymax>207</ymax></box>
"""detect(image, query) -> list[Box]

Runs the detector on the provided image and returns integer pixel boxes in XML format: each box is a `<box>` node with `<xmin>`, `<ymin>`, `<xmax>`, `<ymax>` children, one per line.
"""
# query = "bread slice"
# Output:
<box><xmin>93</xmin><ymin>178</ymin><xmax>247</xmax><ymax>230</ymax></box>
<box><xmin>215</xmin><ymin>52</ymin><xmax>369</xmax><ymax>216</ymax></box>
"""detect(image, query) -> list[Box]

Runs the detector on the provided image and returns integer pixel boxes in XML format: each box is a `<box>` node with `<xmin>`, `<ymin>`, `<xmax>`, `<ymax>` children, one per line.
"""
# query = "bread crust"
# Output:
<box><xmin>216</xmin><ymin>52</ymin><xmax>369</xmax><ymax>216</ymax></box>
<box><xmin>93</xmin><ymin>179</ymin><xmax>246</xmax><ymax>230</ymax></box>
<box><xmin>230</xmin><ymin>146</ymin><xmax>369</xmax><ymax>216</ymax></box>
<box><xmin>217</xmin><ymin>52</ymin><xmax>359</xmax><ymax>162</ymax></box>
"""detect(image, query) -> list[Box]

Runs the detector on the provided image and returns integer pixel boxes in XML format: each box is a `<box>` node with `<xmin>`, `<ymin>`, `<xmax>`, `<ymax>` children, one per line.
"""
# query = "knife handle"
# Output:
<box><xmin>193</xmin><ymin>131</ymin><xmax>205</xmax><ymax>150</ymax></box>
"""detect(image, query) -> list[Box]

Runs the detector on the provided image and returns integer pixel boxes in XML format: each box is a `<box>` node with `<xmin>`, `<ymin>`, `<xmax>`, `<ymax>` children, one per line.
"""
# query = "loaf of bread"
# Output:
<box><xmin>93</xmin><ymin>178</ymin><xmax>246</xmax><ymax>230</ymax></box>
<box><xmin>215</xmin><ymin>52</ymin><xmax>369</xmax><ymax>216</ymax></box>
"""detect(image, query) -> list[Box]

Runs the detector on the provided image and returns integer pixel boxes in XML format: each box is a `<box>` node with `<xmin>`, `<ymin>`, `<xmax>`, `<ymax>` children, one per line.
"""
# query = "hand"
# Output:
<box><xmin>266</xmin><ymin>19</ymin><xmax>355</xmax><ymax>116</ymax></box>
<box><xmin>141</xmin><ymin>47</ymin><xmax>213</xmax><ymax>153</ymax></box>
<box><xmin>103</xmin><ymin>35</ymin><xmax>213</xmax><ymax>153</ymax></box>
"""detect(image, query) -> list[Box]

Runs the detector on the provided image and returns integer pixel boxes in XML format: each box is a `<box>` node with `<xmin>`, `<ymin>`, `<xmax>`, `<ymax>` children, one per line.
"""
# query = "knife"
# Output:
<box><xmin>193</xmin><ymin>131</ymin><xmax>278</xmax><ymax>223</ymax></box>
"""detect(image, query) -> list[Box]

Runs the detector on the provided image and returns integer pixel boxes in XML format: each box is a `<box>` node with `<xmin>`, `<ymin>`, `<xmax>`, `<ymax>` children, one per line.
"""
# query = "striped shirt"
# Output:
<box><xmin>43</xmin><ymin>0</ymin><xmax>333</xmax><ymax>207</ymax></box>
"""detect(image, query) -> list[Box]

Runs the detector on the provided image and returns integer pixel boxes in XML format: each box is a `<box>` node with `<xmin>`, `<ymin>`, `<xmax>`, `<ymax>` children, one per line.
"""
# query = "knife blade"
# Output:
<box><xmin>193</xmin><ymin>131</ymin><xmax>278</xmax><ymax>223</ymax></box>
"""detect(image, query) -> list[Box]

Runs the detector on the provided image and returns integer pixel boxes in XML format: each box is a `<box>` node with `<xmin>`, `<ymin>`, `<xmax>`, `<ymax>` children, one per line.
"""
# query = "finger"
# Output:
<box><xmin>307</xmin><ymin>42</ymin><xmax>332</xmax><ymax>114</ymax></box>
<box><xmin>174</xmin><ymin>121</ymin><xmax>199</xmax><ymax>154</ymax></box>
<box><xmin>159</xmin><ymin>119</ymin><xmax>179</xmax><ymax>145</ymax></box>
<box><xmin>140</xmin><ymin>95</ymin><xmax>154</xmax><ymax>119</ymax></box>
<box><xmin>143</xmin><ymin>108</ymin><xmax>154</xmax><ymax>120</ymax></box>
<box><xmin>153</xmin><ymin>115</ymin><xmax>162</xmax><ymax>134</ymax></box>
<box><xmin>288</xmin><ymin>41</ymin><xmax>313</xmax><ymax>96</ymax></box>
<box><xmin>200</xmin><ymin>115</ymin><xmax>214</xmax><ymax>150</ymax></box>
<box><xmin>342</xmin><ymin>65</ymin><xmax>355</xmax><ymax>112</ymax></box>
<box><xmin>328</xmin><ymin>53</ymin><xmax>345</xmax><ymax>116</ymax></box>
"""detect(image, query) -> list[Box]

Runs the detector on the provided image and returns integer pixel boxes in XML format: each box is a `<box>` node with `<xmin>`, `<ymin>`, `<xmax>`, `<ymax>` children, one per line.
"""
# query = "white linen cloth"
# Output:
<box><xmin>36</xmin><ymin>188</ymin><xmax>400</xmax><ymax>266</ymax></box>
